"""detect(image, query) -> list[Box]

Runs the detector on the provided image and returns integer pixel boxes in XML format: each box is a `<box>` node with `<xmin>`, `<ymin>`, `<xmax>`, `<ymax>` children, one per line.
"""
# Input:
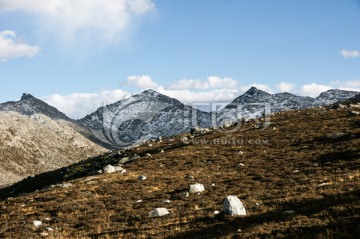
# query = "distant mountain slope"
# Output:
<box><xmin>313</xmin><ymin>89</ymin><xmax>360</xmax><ymax>105</ymax></box>
<box><xmin>0</xmin><ymin>93</ymin><xmax>72</xmax><ymax>122</ymax></box>
<box><xmin>217</xmin><ymin>87</ymin><xmax>359</xmax><ymax>123</ymax></box>
<box><xmin>0</xmin><ymin>112</ymin><xmax>107</xmax><ymax>186</ymax></box>
<box><xmin>78</xmin><ymin>90</ymin><xmax>211</xmax><ymax>147</ymax></box>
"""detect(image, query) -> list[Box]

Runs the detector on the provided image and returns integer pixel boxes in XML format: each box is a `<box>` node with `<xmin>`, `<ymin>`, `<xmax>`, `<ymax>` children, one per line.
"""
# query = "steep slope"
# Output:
<box><xmin>79</xmin><ymin>89</ymin><xmax>211</xmax><ymax>147</ymax></box>
<box><xmin>0</xmin><ymin>112</ymin><xmax>107</xmax><ymax>186</ymax></box>
<box><xmin>0</xmin><ymin>93</ymin><xmax>72</xmax><ymax>121</ymax></box>
<box><xmin>0</xmin><ymin>103</ymin><xmax>359</xmax><ymax>238</ymax></box>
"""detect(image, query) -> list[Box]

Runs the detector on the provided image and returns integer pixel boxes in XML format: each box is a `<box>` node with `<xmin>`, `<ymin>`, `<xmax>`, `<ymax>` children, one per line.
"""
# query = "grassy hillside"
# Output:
<box><xmin>0</xmin><ymin>104</ymin><xmax>359</xmax><ymax>238</ymax></box>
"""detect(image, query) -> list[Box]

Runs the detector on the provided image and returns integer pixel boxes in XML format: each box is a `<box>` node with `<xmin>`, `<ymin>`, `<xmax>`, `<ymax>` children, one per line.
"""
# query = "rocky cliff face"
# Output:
<box><xmin>0</xmin><ymin>112</ymin><xmax>107</xmax><ymax>186</ymax></box>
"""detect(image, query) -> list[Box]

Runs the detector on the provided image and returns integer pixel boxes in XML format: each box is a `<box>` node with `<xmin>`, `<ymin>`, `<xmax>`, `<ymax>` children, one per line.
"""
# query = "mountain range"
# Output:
<box><xmin>0</xmin><ymin>87</ymin><xmax>359</xmax><ymax>148</ymax></box>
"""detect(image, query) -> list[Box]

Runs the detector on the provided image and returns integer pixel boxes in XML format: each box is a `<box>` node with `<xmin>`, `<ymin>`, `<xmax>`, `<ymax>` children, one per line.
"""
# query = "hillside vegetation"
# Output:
<box><xmin>0</xmin><ymin>104</ymin><xmax>359</xmax><ymax>238</ymax></box>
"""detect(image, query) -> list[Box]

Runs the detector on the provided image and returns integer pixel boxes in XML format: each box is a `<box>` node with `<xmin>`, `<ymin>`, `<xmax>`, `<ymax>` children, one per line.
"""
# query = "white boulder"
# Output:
<box><xmin>223</xmin><ymin>195</ymin><xmax>246</xmax><ymax>216</ymax></box>
<box><xmin>149</xmin><ymin>208</ymin><xmax>169</xmax><ymax>217</ymax></box>
<box><xmin>33</xmin><ymin>220</ymin><xmax>42</xmax><ymax>227</ymax></box>
<box><xmin>189</xmin><ymin>183</ymin><xmax>205</xmax><ymax>193</ymax></box>
<box><xmin>103</xmin><ymin>165</ymin><xmax>116</xmax><ymax>174</ymax></box>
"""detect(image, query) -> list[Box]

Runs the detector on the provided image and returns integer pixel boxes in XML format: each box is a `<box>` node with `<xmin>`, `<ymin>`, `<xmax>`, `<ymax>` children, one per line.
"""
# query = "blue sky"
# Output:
<box><xmin>0</xmin><ymin>0</ymin><xmax>360</xmax><ymax>118</ymax></box>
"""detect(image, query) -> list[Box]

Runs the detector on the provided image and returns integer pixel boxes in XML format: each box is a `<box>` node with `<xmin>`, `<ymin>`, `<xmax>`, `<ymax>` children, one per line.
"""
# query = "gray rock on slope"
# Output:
<box><xmin>223</xmin><ymin>195</ymin><xmax>246</xmax><ymax>216</ymax></box>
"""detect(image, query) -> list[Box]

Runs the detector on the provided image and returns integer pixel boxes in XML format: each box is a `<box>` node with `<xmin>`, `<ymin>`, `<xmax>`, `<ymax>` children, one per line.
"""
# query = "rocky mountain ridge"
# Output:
<box><xmin>1</xmin><ymin>88</ymin><xmax>359</xmax><ymax>148</ymax></box>
<box><xmin>0</xmin><ymin>93</ymin><xmax>72</xmax><ymax>122</ymax></box>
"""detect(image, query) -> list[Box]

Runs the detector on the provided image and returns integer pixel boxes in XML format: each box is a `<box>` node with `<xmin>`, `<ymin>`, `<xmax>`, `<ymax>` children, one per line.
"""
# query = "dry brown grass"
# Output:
<box><xmin>0</xmin><ymin>106</ymin><xmax>359</xmax><ymax>238</ymax></box>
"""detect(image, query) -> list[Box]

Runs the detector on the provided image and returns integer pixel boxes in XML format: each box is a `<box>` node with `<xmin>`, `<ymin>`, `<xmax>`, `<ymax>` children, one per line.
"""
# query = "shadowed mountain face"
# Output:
<box><xmin>78</xmin><ymin>90</ymin><xmax>212</xmax><ymax>147</ymax></box>
<box><xmin>0</xmin><ymin>93</ymin><xmax>72</xmax><ymax>122</ymax></box>
<box><xmin>79</xmin><ymin>88</ymin><xmax>359</xmax><ymax>147</ymax></box>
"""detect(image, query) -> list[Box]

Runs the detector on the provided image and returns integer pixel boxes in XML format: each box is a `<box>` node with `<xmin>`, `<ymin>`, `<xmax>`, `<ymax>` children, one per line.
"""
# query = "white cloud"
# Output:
<box><xmin>42</xmin><ymin>90</ymin><xmax>132</xmax><ymax>119</ymax></box>
<box><xmin>0</xmin><ymin>0</ymin><xmax>155</xmax><ymax>44</ymax></box>
<box><xmin>0</xmin><ymin>30</ymin><xmax>40</xmax><ymax>61</ymax></box>
<box><xmin>168</xmin><ymin>76</ymin><xmax>238</xmax><ymax>90</ymax></box>
<box><xmin>330</xmin><ymin>79</ymin><xmax>360</xmax><ymax>92</ymax></box>
<box><xmin>126</xmin><ymin>75</ymin><xmax>158</xmax><ymax>89</ymax></box>
<box><xmin>157</xmin><ymin>87</ymin><xmax>240</xmax><ymax>104</ymax></box>
<box><xmin>341</xmin><ymin>49</ymin><xmax>360</xmax><ymax>59</ymax></box>
<box><xmin>276</xmin><ymin>82</ymin><xmax>295</xmax><ymax>93</ymax></box>
<box><xmin>299</xmin><ymin>83</ymin><xmax>332</xmax><ymax>97</ymax></box>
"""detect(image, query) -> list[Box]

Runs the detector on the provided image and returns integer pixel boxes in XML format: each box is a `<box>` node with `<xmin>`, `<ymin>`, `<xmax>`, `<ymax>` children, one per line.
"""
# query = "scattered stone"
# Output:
<box><xmin>119</xmin><ymin>157</ymin><xmax>130</xmax><ymax>164</ymax></box>
<box><xmin>190</xmin><ymin>126</ymin><xmax>202</xmax><ymax>134</ymax></box>
<box><xmin>148</xmin><ymin>144</ymin><xmax>153</xmax><ymax>147</ymax></box>
<box><xmin>181</xmin><ymin>136</ymin><xmax>189</xmax><ymax>144</ymax></box>
<box><xmin>114</xmin><ymin>166</ymin><xmax>124</xmax><ymax>172</ymax></box>
<box><xmin>223</xmin><ymin>195</ymin><xmax>246</xmax><ymax>216</ymax></box>
<box><xmin>350</xmin><ymin>111</ymin><xmax>360</xmax><ymax>116</ymax></box>
<box><xmin>214</xmin><ymin>210</ymin><xmax>220</xmax><ymax>215</ymax></box>
<box><xmin>350</xmin><ymin>104</ymin><xmax>360</xmax><ymax>108</ymax></box>
<box><xmin>255</xmin><ymin>123</ymin><xmax>265</xmax><ymax>129</ymax></box>
<box><xmin>238</xmin><ymin>151</ymin><xmax>244</xmax><ymax>155</ymax></box>
<box><xmin>160</xmin><ymin>149</ymin><xmax>165</xmax><ymax>153</ymax></box>
<box><xmin>120</xmin><ymin>169</ymin><xmax>127</xmax><ymax>174</ymax></box>
<box><xmin>138</xmin><ymin>175</ymin><xmax>147</xmax><ymax>181</ymax></box>
<box><xmin>33</xmin><ymin>220</ymin><xmax>42</xmax><ymax>227</ymax></box>
<box><xmin>238</xmin><ymin>163</ymin><xmax>245</xmax><ymax>167</ymax></box>
<box><xmin>223</xmin><ymin>121</ymin><xmax>232</xmax><ymax>128</ymax></box>
<box><xmin>293</xmin><ymin>170</ymin><xmax>300</xmax><ymax>173</ymax></box>
<box><xmin>211</xmin><ymin>183</ymin><xmax>215</xmax><ymax>187</ymax></box>
<box><xmin>184</xmin><ymin>174</ymin><xmax>194</xmax><ymax>180</ymax></box>
<box><xmin>52</xmin><ymin>183</ymin><xmax>73</xmax><ymax>188</ymax></box>
<box><xmin>318</xmin><ymin>182</ymin><xmax>332</xmax><ymax>187</ymax></box>
<box><xmin>40</xmin><ymin>232</ymin><xmax>48</xmax><ymax>237</ymax></box>
<box><xmin>339</xmin><ymin>104</ymin><xmax>347</xmax><ymax>109</ymax></box>
<box><xmin>136</xmin><ymin>199</ymin><xmax>143</xmax><ymax>203</ymax></box>
<box><xmin>146</xmin><ymin>153</ymin><xmax>152</xmax><ymax>157</ymax></box>
<box><xmin>189</xmin><ymin>183</ymin><xmax>205</xmax><ymax>193</ymax></box>
<box><xmin>132</xmin><ymin>154</ymin><xmax>141</xmax><ymax>160</ymax></box>
<box><xmin>163</xmin><ymin>199</ymin><xmax>171</xmax><ymax>204</ymax></box>
<box><xmin>149</xmin><ymin>208</ymin><xmax>169</xmax><ymax>217</ymax></box>
<box><xmin>97</xmin><ymin>170</ymin><xmax>103</xmax><ymax>174</ymax></box>
<box><xmin>46</xmin><ymin>227</ymin><xmax>54</xmax><ymax>232</ymax></box>
<box><xmin>103</xmin><ymin>165</ymin><xmax>116</xmax><ymax>174</ymax></box>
